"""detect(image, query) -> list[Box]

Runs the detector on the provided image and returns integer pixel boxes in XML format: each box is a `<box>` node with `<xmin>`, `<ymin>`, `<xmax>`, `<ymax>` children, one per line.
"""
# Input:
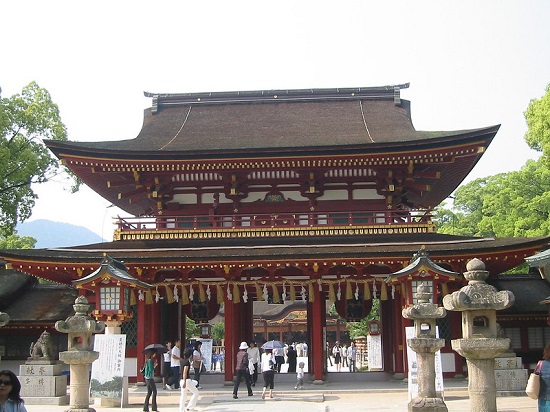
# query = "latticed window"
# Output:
<box><xmin>527</xmin><ymin>327</ymin><xmax>550</xmax><ymax>349</ymax></box>
<box><xmin>121</xmin><ymin>305</ymin><xmax>138</xmax><ymax>348</ymax></box>
<box><xmin>502</xmin><ymin>327</ymin><xmax>521</xmax><ymax>350</ymax></box>
<box><xmin>100</xmin><ymin>286</ymin><xmax>120</xmax><ymax>310</ymax></box>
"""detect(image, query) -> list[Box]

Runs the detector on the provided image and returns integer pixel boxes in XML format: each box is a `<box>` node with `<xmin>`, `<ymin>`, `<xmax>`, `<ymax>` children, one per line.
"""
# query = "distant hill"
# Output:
<box><xmin>17</xmin><ymin>219</ymin><xmax>105</xmax><ymax>248</ymax></box>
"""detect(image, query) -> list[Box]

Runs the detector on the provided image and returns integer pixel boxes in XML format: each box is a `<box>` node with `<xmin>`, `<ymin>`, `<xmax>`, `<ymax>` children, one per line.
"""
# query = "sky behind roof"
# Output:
<box><xmin>2</xmin><ymin>1</ymin><xmax>550</xmax><ymax>240</ymax></box>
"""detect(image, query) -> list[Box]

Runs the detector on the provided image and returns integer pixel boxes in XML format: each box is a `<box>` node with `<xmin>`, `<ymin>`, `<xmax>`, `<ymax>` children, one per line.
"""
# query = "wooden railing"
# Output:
<box><xmin>113</xmin><ymin>210</ymin><xmax>434</xmax><ymax>241</ymax></box>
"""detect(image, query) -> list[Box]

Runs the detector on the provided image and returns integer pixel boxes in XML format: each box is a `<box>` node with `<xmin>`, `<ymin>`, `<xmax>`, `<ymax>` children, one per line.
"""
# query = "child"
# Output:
<box><xmin>295</xmin><ymin>361</ymin><xmax>305</xmax><ymax>390</ymax></box>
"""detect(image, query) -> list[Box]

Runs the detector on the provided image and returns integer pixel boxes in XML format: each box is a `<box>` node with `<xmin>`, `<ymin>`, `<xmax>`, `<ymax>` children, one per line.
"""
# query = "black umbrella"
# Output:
<box><xmin>143</xmin><ymin>343</ymin><xmax>168</xmax><ymax>353</ymax></box>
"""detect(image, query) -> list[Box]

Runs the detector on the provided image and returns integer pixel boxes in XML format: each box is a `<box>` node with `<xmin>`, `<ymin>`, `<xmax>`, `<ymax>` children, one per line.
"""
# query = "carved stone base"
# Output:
<box><xmin>408</xmin><ymin>396</ymin><xmax>448</xmax><ymax>412</ymax></box>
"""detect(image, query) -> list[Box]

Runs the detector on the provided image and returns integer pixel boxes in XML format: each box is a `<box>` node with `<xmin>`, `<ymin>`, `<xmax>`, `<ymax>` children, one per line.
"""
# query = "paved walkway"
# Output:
<box><xmin>28</xmin><ymin>379</ymin><xmax>537</xmax><ymax>412</ymax></box>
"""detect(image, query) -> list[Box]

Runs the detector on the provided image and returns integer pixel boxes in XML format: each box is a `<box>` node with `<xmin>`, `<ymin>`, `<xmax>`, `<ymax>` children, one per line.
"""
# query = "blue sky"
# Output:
<box><xmin>2</xmin><ymin>1</ymin><xmax>549</xmax><ymax>239</ymax></box>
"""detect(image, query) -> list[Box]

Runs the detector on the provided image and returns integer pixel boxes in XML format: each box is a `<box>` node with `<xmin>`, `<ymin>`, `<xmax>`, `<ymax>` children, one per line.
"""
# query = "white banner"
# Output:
<box><xmin>405</xmin><ymin>326</ymin><xmax>444</xmax><ymax>400</ymax></box>
<box><xmin>90</xmin><ymin>334</ymin><xmax>126</xmax><ymax>404</ymax></box>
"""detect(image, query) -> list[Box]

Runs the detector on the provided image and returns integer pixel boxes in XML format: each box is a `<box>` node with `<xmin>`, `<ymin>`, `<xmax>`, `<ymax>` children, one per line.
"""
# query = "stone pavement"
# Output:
<box><xmin>27</xmin><ymin>379</ymin><xmax>538</xmax><ymax>412</ymax></box>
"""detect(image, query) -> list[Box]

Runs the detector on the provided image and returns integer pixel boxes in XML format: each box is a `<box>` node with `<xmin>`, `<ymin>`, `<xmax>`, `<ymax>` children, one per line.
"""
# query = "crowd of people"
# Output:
<box><xmin>143</xmin><ymin>338</ymin><xmax>358</xmax><ymax>410</ymax></box>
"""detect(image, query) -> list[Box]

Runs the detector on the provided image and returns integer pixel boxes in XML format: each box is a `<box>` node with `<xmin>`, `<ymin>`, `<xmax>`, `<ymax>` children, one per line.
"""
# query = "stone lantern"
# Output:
<box><xmin>402</xmin><ymin>283</ymin><xmax>448</xmax><ymax>412</ymax></box>
<box><xmin>55</xmin><ymin>295</ymin><xmax>105</xmax><ymax>412</ymax></box>
<box><xmin>443</xmin><ymin>258</ymin><xmax>513</xmax><ymax>412</ymax></box>
<box><xmin>387</xmin><ymin>249</ymin><xmax>460</xmax><ymax>380</ymax></box>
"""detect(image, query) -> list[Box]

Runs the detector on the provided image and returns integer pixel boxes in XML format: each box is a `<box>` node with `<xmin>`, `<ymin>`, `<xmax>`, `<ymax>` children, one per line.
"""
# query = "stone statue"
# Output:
<box><xmin>29</xmin><ymin>330</ymin><xmax>54</xmax><ymax>359</ymax></box>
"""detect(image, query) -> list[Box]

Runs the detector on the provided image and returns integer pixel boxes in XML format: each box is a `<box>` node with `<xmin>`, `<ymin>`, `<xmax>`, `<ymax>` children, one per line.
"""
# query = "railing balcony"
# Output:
<box><xmin>113</xmin><ymin>210</ymin><xmax>434</xmax><ymax>241</ymax></box>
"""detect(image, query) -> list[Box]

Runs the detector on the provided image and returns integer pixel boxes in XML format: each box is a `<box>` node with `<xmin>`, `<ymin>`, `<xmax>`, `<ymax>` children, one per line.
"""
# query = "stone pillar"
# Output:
<box><xmin>402</xmin><ymin>284</ymin><xmax>448</xmax><ymax>412</ymax></box>
<box><xmin>443</xmin><ymin>258</ymin><xmax>513</xmax><ymax>412</ymax></box>
<box><xmin>55</xmin><ymin>296</ymin><xmax>105</xmax><ymax>412</ymax></box>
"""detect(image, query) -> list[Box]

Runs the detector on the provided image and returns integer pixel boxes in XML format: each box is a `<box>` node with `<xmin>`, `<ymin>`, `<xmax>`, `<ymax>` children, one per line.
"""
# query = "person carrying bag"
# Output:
<box><xmin>531</xmin><ymin>343</ymin><xmax>550</xmax><ymax>411</ymax></box>
<box><xmin>527</xmin><ymin>360</ymin><xmax>542</xmax><ymax>399</ymax></box>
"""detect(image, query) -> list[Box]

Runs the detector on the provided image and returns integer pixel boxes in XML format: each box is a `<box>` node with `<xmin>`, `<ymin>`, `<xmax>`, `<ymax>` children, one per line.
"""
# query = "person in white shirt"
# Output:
<box><xmin>260</xmin><ymin>349</ymin><xmax>275</xmax><ymax>399</ymax></box>
<box><xmin>166</xmin><ymin>339</ymin><xmax>182</xmax><ymax>390</ymax></box>
<box><xmin>162</xmin><ymin>341</ymin><xmax>172</xmax><ymax>388</ymax></box>
<box><xmin>295</xmin><ymin>361</ymin><xmax>305</xmax><ymax>390</ymax></box>
<box><xmin>247</xmin><ymin>341</ymin><xmax>260</xmax><ymax>387</ymax></box>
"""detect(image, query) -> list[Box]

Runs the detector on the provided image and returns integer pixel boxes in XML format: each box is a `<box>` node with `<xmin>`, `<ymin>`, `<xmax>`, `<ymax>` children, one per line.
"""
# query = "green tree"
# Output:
<box><xmin>211</xmin><ymin>322</ymin><xmax>225</xmax><ymax>344</ymax></box>
<box><xmin>435</xmin><ymin>159</ymin><xmax>550</xmax><ymax>238</ymax></box>
<box><xmin>0</xmin><ymin>233</ymin><xmax>36</xmax><ymax>249</ymax></box>
<box><xmin>348</xmin><ymin>299</ymin><xmax>380</xmax><ymax>339</ymax></box>
<box><xmin>525</xmin><ymin>83</ymin><xmax>550</xmax><ymax>160</ymax></box>
<box><xmin>185</xmin><ymin>316</ymin><xmax>199</xmax><ymax>339</ymax></box>
<box><xmin>0</xmin><ymin>82</ymin><xmax>77</xmax><ymax>236</ymax></box>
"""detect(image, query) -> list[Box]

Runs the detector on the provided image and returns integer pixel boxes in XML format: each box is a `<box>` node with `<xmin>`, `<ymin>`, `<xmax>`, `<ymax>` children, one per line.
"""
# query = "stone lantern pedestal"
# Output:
<box><xmin>55</xmin><ymin>296</ymin><xmax>105</xmax><ymax>412</ymax></box>
<box><xmin>443</xmin><ymin>258</ymin><xmax>514</xmax><ymax>412</ymax></box>
<box><xmin>403</xmin><ymin>284</ymin><xmax>448</xmax><ymax>412</ymax></box>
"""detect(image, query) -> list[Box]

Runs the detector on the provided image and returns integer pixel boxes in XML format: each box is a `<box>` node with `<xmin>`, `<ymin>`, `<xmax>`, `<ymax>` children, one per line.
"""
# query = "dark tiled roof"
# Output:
<box><xmin>0</xmin><ymin>269</ymin><xmax>78</xmax><ymax>323</ymax></box>
<box><xmin>0</xmin><ymin>269</ymin><xmax>35</xmax><ymax>309</ymax></box>
<box><xmin>487</xmin><ymin>274</ymin><xmax>550</xmax><ymax>313</ymax></box>
<box><xmin>45</xmin><ymin>86</ymin><xmax>497</xmax><ymax>156</ymax></box>
<box><xmin>5</xmin><ymin>285</ymin><xmax>78</xmax><ymax>323</ymax></box>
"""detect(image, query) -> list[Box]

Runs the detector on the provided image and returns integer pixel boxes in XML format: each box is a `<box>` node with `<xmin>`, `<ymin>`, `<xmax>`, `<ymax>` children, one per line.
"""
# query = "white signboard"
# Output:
<box><xmin>405</xmin><ymin>326</ymin><xmax>444</xmax><ymax>400</ymax></box>
<box><xmin>367</xmin><ymin>334</ymin><xmax>383</xmax><ymax>370</ymax></box>
<box><xmin>91</xmin><ymin>334</ymin><xmax>126</xmax><ymax>404</ymax></box>
<box><xmin>196</xmin><ymin>339</ymin><xmax>213</xmax><ymax>371</ymax></box>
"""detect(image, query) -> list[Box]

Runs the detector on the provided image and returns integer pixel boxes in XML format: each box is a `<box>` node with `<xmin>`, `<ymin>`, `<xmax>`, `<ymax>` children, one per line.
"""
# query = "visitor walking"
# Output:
<box><xmin>273</xmin><ymin>345</ymin><xmax>285</xmax><ymax>373</ymax></box>
<box><xmin>286</xmin><ymin>344</ymin><xmax>297</xmax><ymax>373</ymax></box>
<box><xmin>232</xmin><ymin>341</ymin><xmax>253</xmax><ymax>399</ymax></box>
<box><xmin>261</xmin><ymin>349</ymin><xmax>275</xmax><ymax>399</ymax></box>
<box><xmin>0</xmin><ymin>370</ymin><xmax>27</xmax><ymax>412</ymax></box>
<box><xmin>295</xmin><ymin>361</ymin><xmax>305</xmax><ymax>390</ymax></box>
<box><xmin>192</xmin><ymin>341</ymin><xmax>204</xmax><ymax>389</ymax></box>
<box><xmin>142</xmin><ymin>350</ymin><xmax>158</xmax><ymax>412</ymax></box>
<box><xmin>333</xmin><ymin>341</ymin><xmax>342</xmax><ymax>372</ymax></box>
<box><xmin>326</xmin><ymin>342</ymin><xmax>333</xmax><ymax>366</ymax></box>
<box><xmin>166</xmin><ymin>339</ymin><xmax>182</xmax><ymax>390</ymax></box>
<box><xmin>162</xmin><ymin>341</ymin><xmax>172</xmax><ymax>387</ymax></box>
<box><xmin>537</xmin><ymin>342</ymin><xmax>550</xmax><ymax>411</ymax></box>
<box><xmin>179</xmin><ymin>348</ymin><xmax>199</xmax><ymax>412</ymax></box>
<box><xmin>347</xmin><ymin>341</ymin><xmax>358</xmax><ymax>372</ymax></box>
<box><xmin>247</xmin><ymin>341</ymin><xmax>260</xmax><ymax>386</ymax></box>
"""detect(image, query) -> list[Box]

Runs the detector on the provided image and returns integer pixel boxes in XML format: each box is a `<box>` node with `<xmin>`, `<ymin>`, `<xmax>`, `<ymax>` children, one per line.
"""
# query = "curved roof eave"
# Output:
<box><xmin>44</xmin><ymin>125</ymin><xmax>499</xmax><ymax>161</ymax></box>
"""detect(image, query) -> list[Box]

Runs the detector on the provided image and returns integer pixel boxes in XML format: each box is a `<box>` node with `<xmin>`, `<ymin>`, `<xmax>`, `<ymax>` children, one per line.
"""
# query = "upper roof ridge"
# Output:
<box><xmin>144</xmin><ymin>83</ymin><xmax>410</xmax><ymax>113</ymax></box>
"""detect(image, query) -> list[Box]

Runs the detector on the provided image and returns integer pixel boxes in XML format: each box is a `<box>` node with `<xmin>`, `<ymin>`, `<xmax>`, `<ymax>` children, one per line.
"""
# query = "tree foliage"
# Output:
<box><xmin>0</xmin><ymin>82</ymin><xmax>76</xmax><ymax>236</ymax></box>
<box><xmin>525</xmin><ymin>83</ymin><xmax>550</xmax><ymax>160</ymax></box>
<box><xmin>435</xmin><ymin>160</ymin><xmax>550</xmax><ymax>237</ymax></box>
<box><xmin>348</xmin><ymin>299</ymin><xmax>380</xmax><ymax>339</ymax></box>
<box><xmin>0</xmin><ymin>233</ymin><xmax>36</xmax><ymax>249</ymax></box>
<box><xmin>434</xmin><ymin>84</ymin><xmax>550</xmax><ymax>240</ymax></box>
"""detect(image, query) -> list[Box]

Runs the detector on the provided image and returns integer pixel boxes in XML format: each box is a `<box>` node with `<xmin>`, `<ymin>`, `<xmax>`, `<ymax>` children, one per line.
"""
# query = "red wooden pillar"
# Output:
<box><xmin>381</xmin><ymin>298</ymin><xmax>396</xmax><ymax>373</ymax></box>
<box><xmin>308</xmin><ymin>286</ymin><xmax>326</xmax><ymax>382</ymax></box>
<box><xmin>224</xmin><ymin>297</ymin><xmax>243</xmax><ymax>383</ymax></box>
<box><xmin>392</xmin><ymin>294</ymin><xmax>406</xmax><ymax>377</ymax></box>
<box><xmin>137</xmin><ymin>298</ymin><xmax>147</xmax><ymax>380</ymax></box>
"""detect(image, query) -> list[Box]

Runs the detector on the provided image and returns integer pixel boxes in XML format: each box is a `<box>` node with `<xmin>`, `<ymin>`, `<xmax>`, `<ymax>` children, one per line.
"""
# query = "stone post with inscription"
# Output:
<box><xmin>443</xmin><ymin>258</ymin><xmax>513</xmax><ymax>412</ymax></box>
<box><xmin>402</xmin><ymin>283</ymin><xmax>448</xmax><ymax>412</ymax></box>
<box><xmin>19</xmin><ymin>330</ymin><xmax>69</xmax><ymax>405</ymax></box>
<box><xmin>55</xmin><ymin>296</ymin><xmax>105</xmax><ymax>412</ymax></box>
